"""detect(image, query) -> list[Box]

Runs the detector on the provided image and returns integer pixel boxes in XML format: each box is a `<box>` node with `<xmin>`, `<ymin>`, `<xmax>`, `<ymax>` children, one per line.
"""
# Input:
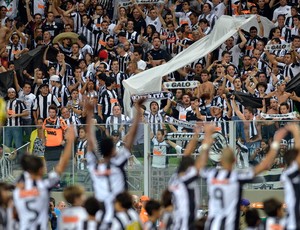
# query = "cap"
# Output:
<box><xmin>98</xmin><ymin>49</ymin><xmax>108</xmax><ymax>60</ymax></box>
<box><xmin>140</xmin><ymin>195</ymin><xmax>150</xmax><ymax>202</ymax></box>
<box><xmin>276</xmin><ymin>79</ymin><xmax>285</xmax><ymax>86</ymax></box>
<box><xmin>240</xmin><ymin>198</ymin><xmax>250</xmax><ymax>206</ymax></box>
<box><xmin>49</xmin><ymin>75</ymin><xmax>60</xmax><ymax>82</ymax></box>
<box><xmin>111</xmin><ymin>130</ymin><xmax>120</xmax><ymax>136</ymax></box>
<box><xmin>118</xmin><ymin>31</ymin><xmax>126</xmax><ymax>37</ymax></box>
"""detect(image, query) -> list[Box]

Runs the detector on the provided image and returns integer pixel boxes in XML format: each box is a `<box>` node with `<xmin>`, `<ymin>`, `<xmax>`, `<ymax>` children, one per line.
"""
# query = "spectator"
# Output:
<box><xmin>5</xmin><ymin>88</ymin><xmax>28</xmax><ymax>153</ymax></box>
<box><xmin>43</xmin><ymin>104</ymin><xmax>68</xmax><ymax>163</ymax></box>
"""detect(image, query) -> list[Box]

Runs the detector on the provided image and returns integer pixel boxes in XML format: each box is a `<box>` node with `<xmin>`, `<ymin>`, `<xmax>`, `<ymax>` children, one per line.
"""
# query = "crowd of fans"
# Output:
<box><xmin>0</xmin><ymin>0</ymin><xmax>300</xmax><ymax>229</ymax></box>
<box><xmin>1</xmin><ymin>0</ymin><xmax>300</xmax><ymax>169</ymax></box>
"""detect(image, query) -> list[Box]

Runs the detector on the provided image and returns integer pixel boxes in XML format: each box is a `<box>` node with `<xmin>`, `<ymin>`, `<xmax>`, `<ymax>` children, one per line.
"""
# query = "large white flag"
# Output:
<box><xmin>123</xmin><ymin>15</ymin><xmax>274</xmax><ymax>116</ymax></box>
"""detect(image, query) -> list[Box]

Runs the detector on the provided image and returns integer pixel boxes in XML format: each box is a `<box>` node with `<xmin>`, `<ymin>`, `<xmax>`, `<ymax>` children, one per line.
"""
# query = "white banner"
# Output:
<box><xmin>265</xmin><ymin>43</ymin><xmax>291</xmax><ymax>51</ymax></box>
<box><xmin>260</xmin><ymin>112</ymin><xmax>297</xmax><ymax>119</ymax></box>
<box><xmin>163</xmin><ymin>81</ymin><xmax>199</xmax><ymax>89</ymax></box>
<box><xmin>131</xmin><ymin>91</ymin><xmax>172</xmax><ymax>102</ymax></box>
<box><xmin>165</xmin><ymin>116</ymin><xmax>196</xmax><ymax>129</ymax></box>
<box><xmin>123</xmin><ymin>15</ymin><xmax>275</xmax><ymax>117</ymax></box>
<box><xmin>119</xmin><ymin>0</ymin><xmax>164</xmax><ymax>7</ymax></box>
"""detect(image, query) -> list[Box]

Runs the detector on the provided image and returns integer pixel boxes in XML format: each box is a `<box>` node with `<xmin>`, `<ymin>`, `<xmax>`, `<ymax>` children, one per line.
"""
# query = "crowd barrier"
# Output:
<box><xmin>0</xmin><ymin>120</ymin><xmax>293</xmax><ymax>202</ymax></box>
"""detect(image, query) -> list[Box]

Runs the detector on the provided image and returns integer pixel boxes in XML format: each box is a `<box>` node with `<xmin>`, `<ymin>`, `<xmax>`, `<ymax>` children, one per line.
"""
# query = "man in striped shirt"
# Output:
<box><xmin>98</xmin><ymin>77</ymin><xmax>118</xmax><ymax>122</ymax></box>
<box><xmin>201</xmin><ymin>126</ymin><xmax>288</xmax><ymax>230</ymax></box>
<box><xmin>85</xmin><ymin>98</ymin><xmax>145</xmax><ymax>226</ymax></box>
<box><xmin>5</xmin><ymin>88</ymin><xmax>29</xmax><ymax>151</ymax></box>
<box><xmin>280</xmin><ymin>124</ymin><xmax>300</xmax><ymax>230</ymax></box>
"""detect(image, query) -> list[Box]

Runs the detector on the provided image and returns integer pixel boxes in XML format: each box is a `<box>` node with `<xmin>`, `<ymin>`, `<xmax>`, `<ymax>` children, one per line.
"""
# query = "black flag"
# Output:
<box><xmin>0</xmin><ymin>71</ymin><xmax>14</xmax><ymax>98</ymax></box>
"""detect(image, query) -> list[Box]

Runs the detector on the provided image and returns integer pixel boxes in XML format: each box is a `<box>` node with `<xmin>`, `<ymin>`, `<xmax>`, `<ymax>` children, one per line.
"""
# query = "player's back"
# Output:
<box><xmin>59</xmin><ymin>206</ymin><xmax>88</xmax><ymax>230</ymax></box>
<box><xmin>13</xmin><ymin>171</ymin><xmax>60</xmax><ymax>230</ymax></box>
<box><xmin>201</xmin><ymin>168</ymin><xmax>254</xmax><ymax>230</ymax></box>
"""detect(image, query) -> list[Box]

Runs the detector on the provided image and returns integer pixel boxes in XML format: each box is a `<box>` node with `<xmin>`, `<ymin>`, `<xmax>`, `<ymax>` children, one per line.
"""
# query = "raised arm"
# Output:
<box><xmin>253</xmin><ymin>126</ymin><xmax>288</xmax><ymax>175</ymax></box>
<box><xmin>55</xmin><ymin>125</ymin><xmax>76</xmax><ymax>175</ymax></box>
<box><xmin>183</xmin><ymin>123</ymin><xmax>202</xmax><ymax>157</ymax></box>
<box><xmin>231</xmin><ymin>96</ymin><xmax>245</xmax><ymax>120</ymax></box>
<box><xmin>123</xmin><ymin>98</ymin><xmax>145</xmax><ymax>150</ymax></box>
<box><xmin>195</xmin><ymin>123</ymin><xmax>215</xmax><ymax>171</ymax></box>
<box><xmin>43</xmin><ymin>46</ymin><xmax>50</xmax><ymax>66</ymax></box>
<box><xmin>238</xmin><ymin>28</ymin><xmax>247</xmax><ymax>50</ymax></box>
<box><xmin>13</xmin><ymin>71</ymin><xmax>21</xmax><ymax>92</ymax></box>
<box><xmin>133</xmin><ymin>0</ymin><xmax>146</xmax><ymax>19</ymax></box>
<box><xmin>25</xmin><ymin>0</ymin><xmax>34</xmax><ymax>22</ymax></box>
<box><xmin>257</xmin><ymin>15</ymin><xmax>264</xmax><ymax>37</ymax></box>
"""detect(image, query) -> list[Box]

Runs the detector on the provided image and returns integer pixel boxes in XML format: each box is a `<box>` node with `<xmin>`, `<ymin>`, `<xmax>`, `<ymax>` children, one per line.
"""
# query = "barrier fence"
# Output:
<box><xmin>0</xmin><ymin>120</ymin><xmax>292</xmax><ymax>201</ymax></box>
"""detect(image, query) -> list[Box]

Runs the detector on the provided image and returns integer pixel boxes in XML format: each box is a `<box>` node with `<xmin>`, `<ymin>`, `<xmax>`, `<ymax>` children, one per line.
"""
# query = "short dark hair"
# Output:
<box><xmin>145</xmin><ymin>200</ymin><xmax>161</xmax><ymax>216</ymax></box>
<box><xmin>263</xmin><ymin>198</ymin><xmax>282</xmax><ymax>217</ymax></box>
<box><xmin>20</xmin><ymin>155</ymin><xmax>44</xmax><ymax>174</ymax></box>
<box><xmin>100</xmin><ymin>137</ymin><xmax>115</xmax><ymax>157</ymax></box>
<box><xmin>115</xmin><ymin>192</ymin><xmax>133</xmax><ymax>209</ymax></box>
<box><xmin>84</xmin><ymin>197</ymin><xmax>103</xmax><ymax>216</ymax></box>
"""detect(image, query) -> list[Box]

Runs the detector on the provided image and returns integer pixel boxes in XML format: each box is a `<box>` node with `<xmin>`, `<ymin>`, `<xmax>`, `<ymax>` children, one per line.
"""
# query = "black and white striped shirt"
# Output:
<box><xmin>200</xmin><ymin>168</ymin><xmax>254</xmax><ymax>230</ymax></box>
<box><xmin>144</xmin><ymin>109</ymin><xmax>166</xmax><ymax>135</ymax></box>
<box><xmin>70</xmin><ymin>12</ymin><xmax>83</xmax><ymax>33</ymax></box>
<box><xmin>280</xmin><ymin>161</ymin><xmax>300</xmax><ymax>230</ymax></box>
<box><xmin>111</xmin><ymin>209</ymin><xmax>142</xmax><ymax>229</ymax></box>
<box><xmin>78</xmin><ymin>22</ymin><xmax>97</xmax><ymax>49</ymax></box>
<box><xmin>6</xmin><ymin>99</ymin><xmax>27</xmax><ymax>126</ymax></box>
<box><xmin>168</xmin><ymin>167</ymin><xmax>199</xmax><ymax>230</ymax></box>
<box><xmin>7</xmin><ymin>43</ymin><xmax>23</xmax><ymax>62</ymax></box>
<box><xmin>51</xmin><ymin>85</ymin><xmax>70</xmax><ymax>107</ymax></box>
<box><xmin>98</xmin><ymin>89</ymin><xmax>119</xmax><ymax>118</ymax></box>
<box><xmin>105</xmin><ymin>114</ymin><xmax>130</xmax><ymax>138</ymax></box>
<box><xmin>117</xmin><ymin>53</ymin><xmax>130</xmax><ymax>73</ymax></box>
<box><xmin>86</xmin><ymin>147</ymin><xmax>130</xmax><ymax>222</ymax></box>
<box><xmin>110</xmin><ymin>71</ymin><xmax>128</xmax><ymax>99</ymax></box>
<box><xmin>33</xmin><ymin>94</ymin><xmax>61</xmax><ymax>119</ymax></box>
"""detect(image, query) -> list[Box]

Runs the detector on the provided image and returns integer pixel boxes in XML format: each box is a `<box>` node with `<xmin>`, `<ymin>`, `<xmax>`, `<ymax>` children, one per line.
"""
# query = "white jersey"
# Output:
<box><xmin>18</xmin><ymin>89</ymin><xmax>36</xmax><ymax>119</ymax></box>
<box><xmin>280</xmin><ymin>161</ymin><xmax>300</xmax><ymax>229</ymax></box>
<box><xmin>59</xmin><ymin>206</ymin><xmax>88</xmax><ymax>230</ymax></box>
<box><xmin>111</xmin><ymin>209</ymin><xmax>142</xmax><ymax>230</ymax></box>
<box><xmin>200</xmin><ymin>168</ymin><xmax>254</xmax><ymax>230</ymax></box>
<box><xmin>152</xmin><ymin>138</ymin><xmax>170</xmax><ymax>169</ymax></box>
<box><xmin>86</xmin><ymin>147</ymin><xmax>131</xmax><ymax>222</ymax></box>
<box><xmin>13</xmin><ymin>171</ymin><xmax>60</xmax><ymax>230</ymax></box>
<box><xmin>168</xmin><ymin>167</ymin><xmax>200</xmax><ymax>230</ymax></box>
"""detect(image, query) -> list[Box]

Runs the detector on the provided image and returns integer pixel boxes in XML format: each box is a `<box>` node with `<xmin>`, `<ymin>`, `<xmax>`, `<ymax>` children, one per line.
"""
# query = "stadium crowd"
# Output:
<box><xmin>0</xmin><ymin>0</ymin><xmax>300</xmax><ymax>229</ymax></box>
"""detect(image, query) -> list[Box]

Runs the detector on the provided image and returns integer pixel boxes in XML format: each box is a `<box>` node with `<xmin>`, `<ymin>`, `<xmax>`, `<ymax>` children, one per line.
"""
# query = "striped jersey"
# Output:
<box><xmin>6</xmin><ymin>98</ymin><xmax>27</xmax><ymax>126</ymax></box>
<box><xmin>13</xmin><ymin>171</ymin><xmax>60</xmax><ymax>230</ymax></box>
<box><xmin>98</xmin><ymin>89</ymin><xmax>119</xmax><ymax>118</ymax></box>
<box><xmin>18</xmin><ymin>89</ymin><xmax>36</xmax><ymax>120</ymax></box>
<box><xmin>168</xmin><ymin>166</ymin><xmax>200</xmax><ymax>230</ymax></box>
<box><xmin>280</xmin><ymin>161</ymin><xmax>300</xmax><ymax>230</ymax></box>
<box><xmin>59</xmin><ymin>206</ymin><xmax>88</xmax><ymax>230</ymax></box>
<box><xmin>144</xmin><ymin>109</ymin><xmax>166</xmax><ymax>135</ymax></box>
<box><xmin>111</xmin><ymin>209</ymin><xmax>142</xmax><ymax>230</ymax></box>
<box><xmin>200</xmin><ymin>168</ymin><xmax>254</xmax><ymax>230</ymax></box>
<box><xmin>33</xmin><ymin>93</ymin><xmax>61</xmax><ymax>119</ymax></box>
<box><xmin>86</xmin><ymin>147</ymin><xmax>131</xmax><ymax>222</ymax></box>
<box><xmin>105</xmin><ymin>114</ymin><xmax>130</xmax><ymax>138</ymax></box>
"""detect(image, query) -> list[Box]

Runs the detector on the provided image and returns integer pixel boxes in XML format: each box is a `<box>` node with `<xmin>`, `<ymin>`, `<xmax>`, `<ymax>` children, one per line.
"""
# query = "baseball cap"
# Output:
<box><xmin>140</xmin><ymin>195</ymin><xmax>150</xmax><ymax>202</ymax></box>
<box><xmin>111</xmin><ymin>130</ymin><xmax>120</xmax><ymax>136</ymax></box>
<box><xmin>241</xmin><ymin>198</ymin><xmax>250</xmax><ymax>206</ymax></box>
<box><xmin>50</xmin><ymin>75</ymin><xmax>60</xmax><ymax>82</ymax></box>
